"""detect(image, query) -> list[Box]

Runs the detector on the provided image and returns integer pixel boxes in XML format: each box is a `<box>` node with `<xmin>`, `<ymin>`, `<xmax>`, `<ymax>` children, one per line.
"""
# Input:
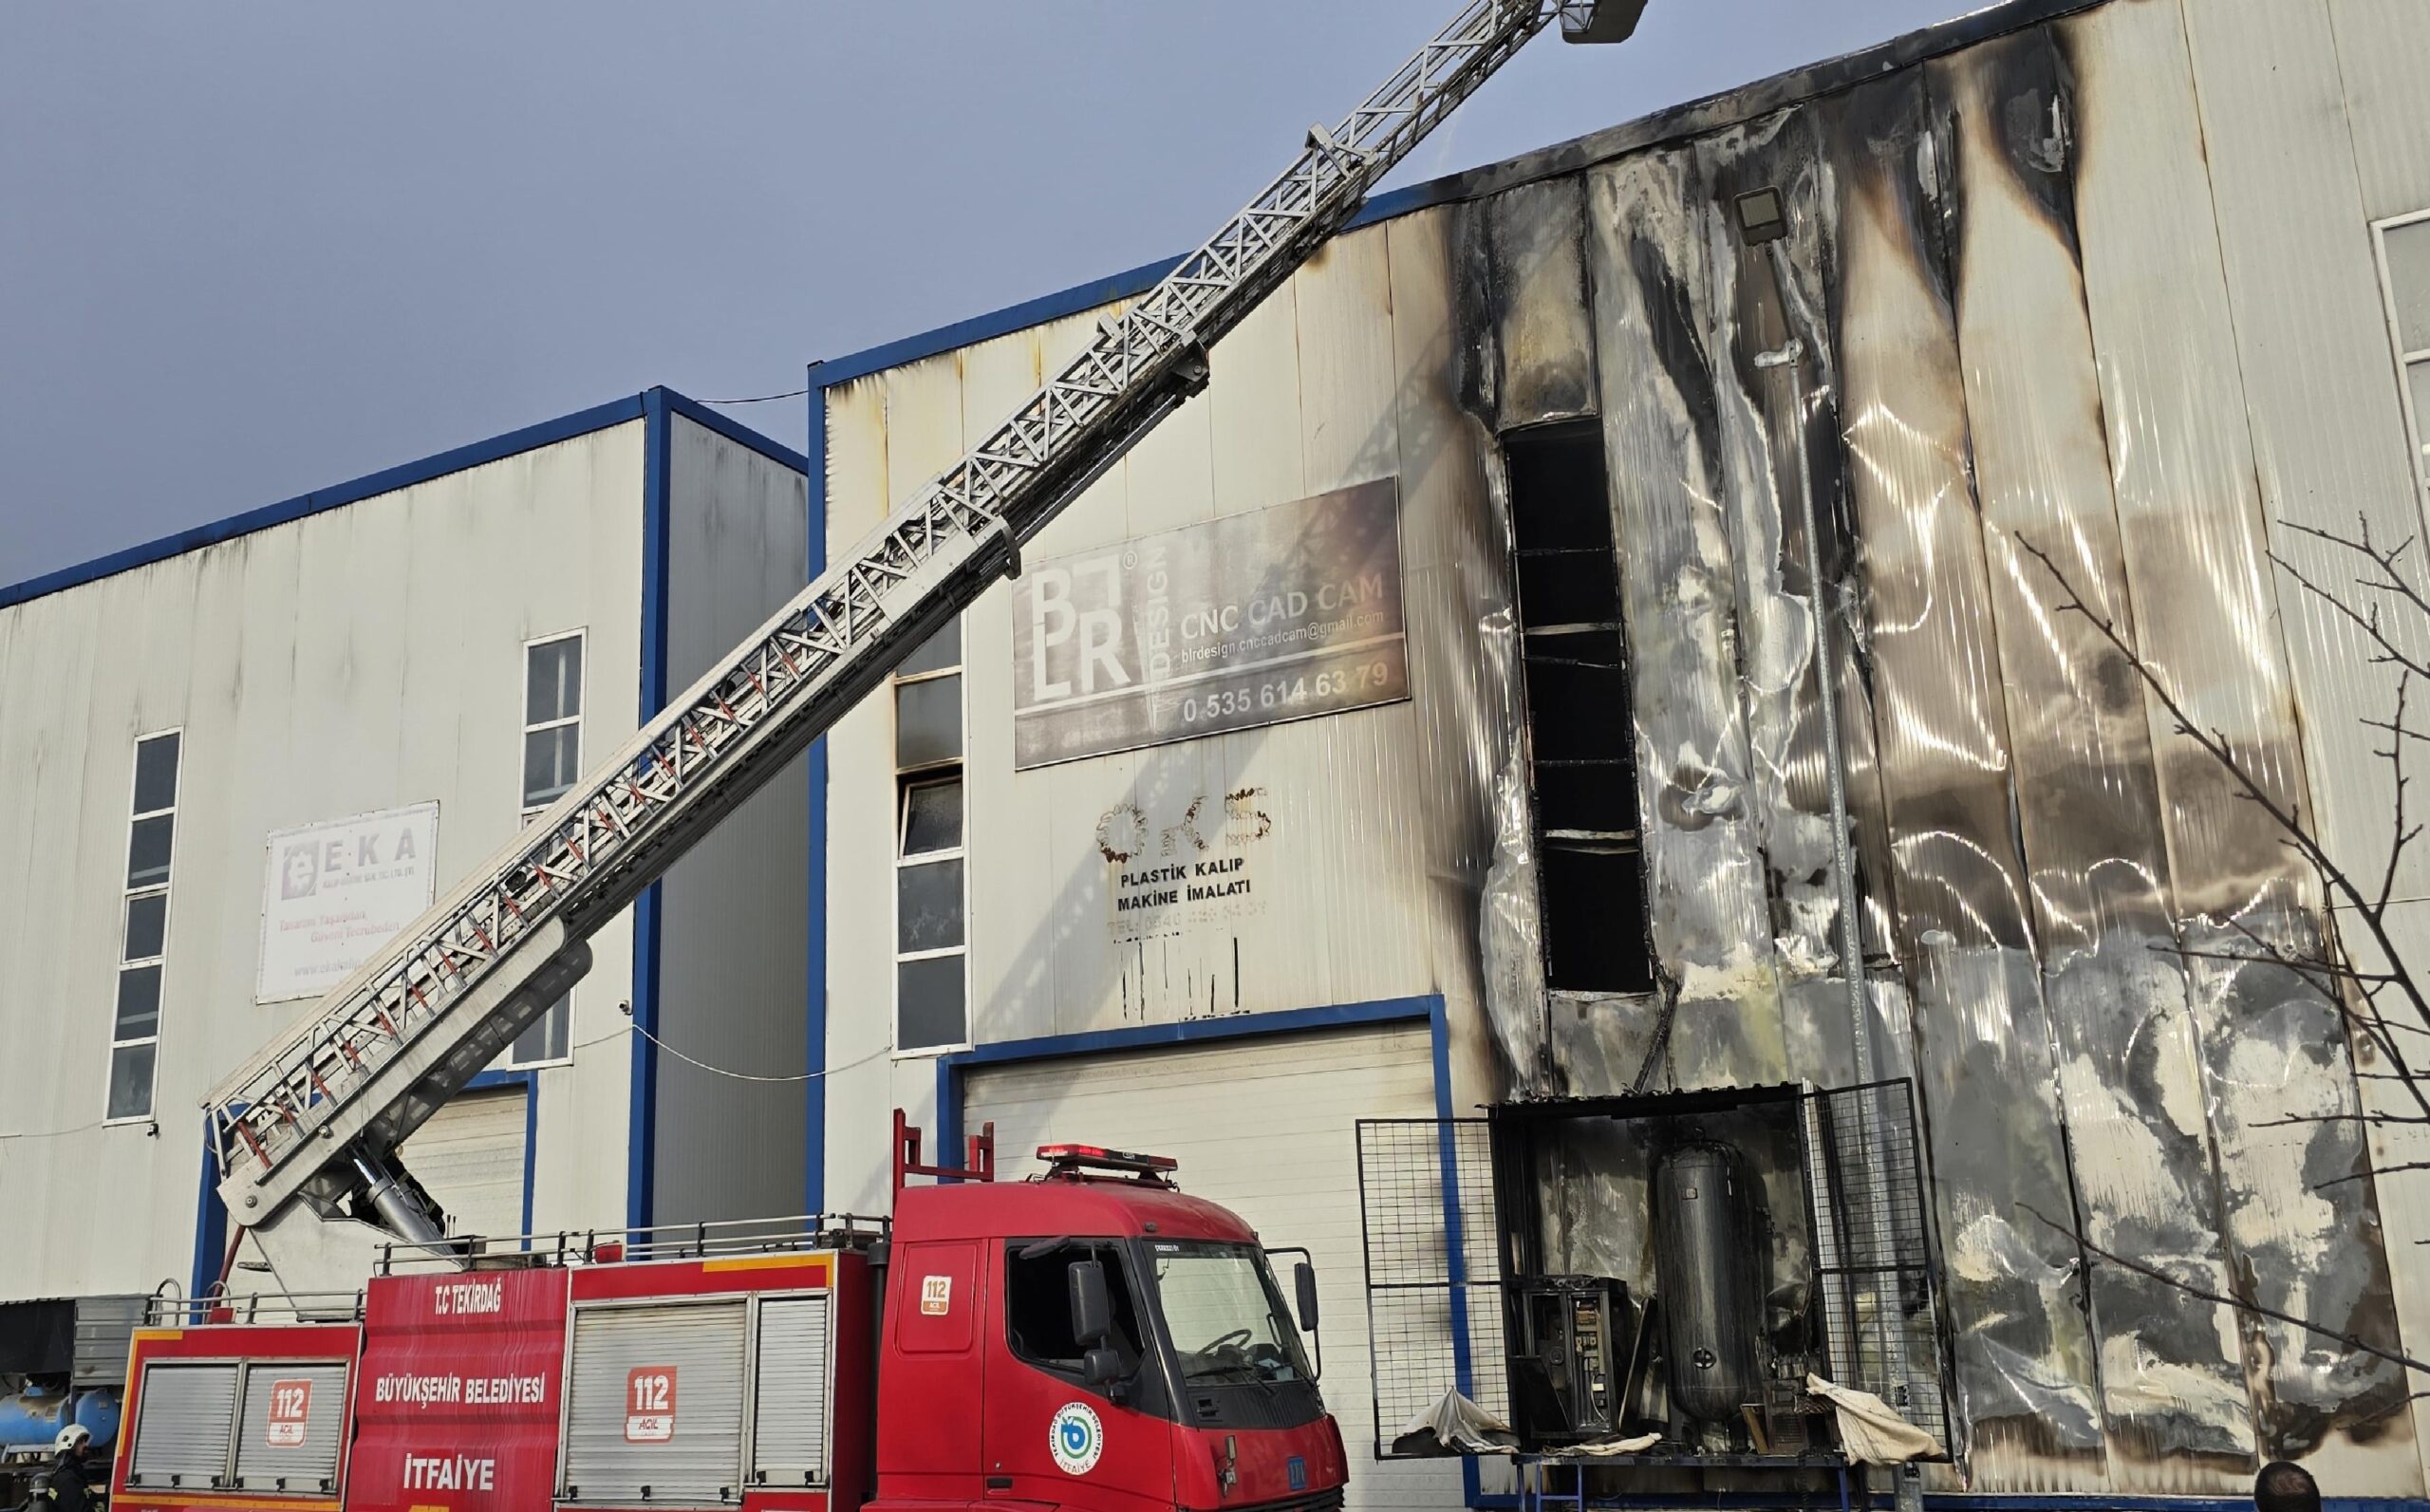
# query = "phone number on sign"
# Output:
<box><xmin>1176</xmin><ymin>661</ymin><xmax>1394</xmax><ymax>725</ymax></box>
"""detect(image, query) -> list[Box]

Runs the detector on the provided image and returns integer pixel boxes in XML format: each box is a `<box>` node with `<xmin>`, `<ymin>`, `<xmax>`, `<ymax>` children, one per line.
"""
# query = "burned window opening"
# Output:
<box><xmin>1504</xmin><ymin>420</ymin><xmax>1654</xmax><ymax>997</ymax></box>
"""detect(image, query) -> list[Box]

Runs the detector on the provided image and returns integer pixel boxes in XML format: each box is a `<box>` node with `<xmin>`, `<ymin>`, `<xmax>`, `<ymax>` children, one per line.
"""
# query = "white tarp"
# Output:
<box><xmin>1805</xmin><ymin>1373</ymin><xmax>1942</xmax><ymax>1465</ymax></box>
<box><xmin>1391</xmin><ymin>1389</ymin><xmax>1519</xmax><ymax>1456</ymax></box>
<box><xmin>256</xmin><ymin>802</ymin><xmax>439</xmax><ymax>1000</ymax></box>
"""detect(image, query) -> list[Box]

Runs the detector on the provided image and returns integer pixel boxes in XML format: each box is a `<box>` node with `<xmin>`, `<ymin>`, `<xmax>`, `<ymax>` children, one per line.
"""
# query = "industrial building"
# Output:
<box><xmin>9</xmin><ymin>0</ymin><xmax>2430</xmax><ymax>1506</ymax></box>
<box><xmin>808</xmin><ymin>0</ymin><xmax>2430</xmax><ymax>1503</ymax></box>
<box><xmin>0</xmin><ymin>390</ymin><xmax>812</xmax><ymax>1337</ymax></box>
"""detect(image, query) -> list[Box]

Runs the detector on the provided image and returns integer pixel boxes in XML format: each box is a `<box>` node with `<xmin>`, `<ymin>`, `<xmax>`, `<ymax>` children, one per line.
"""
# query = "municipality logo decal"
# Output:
<box><xmin>1049</xmin><ymin>1402</ymin><xmax>1104</xmax><ymax>1475</ymax></box>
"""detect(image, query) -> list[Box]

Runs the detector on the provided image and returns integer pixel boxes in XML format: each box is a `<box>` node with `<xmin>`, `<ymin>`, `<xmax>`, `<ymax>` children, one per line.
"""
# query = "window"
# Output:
<box><xmin>1503</xmin><ymin>420</ymin><xmax>1654</xmax><ymax>996</ymax></box>
<box><xmin>894</xmin><ymin>615</ymin><xmax>966</xmax><ymax>1052</ymax></box>
<box><xmin>110</xmin><ymin>731</ymin><xmax>180</xmax><ymax>1120</ymax></box>
<box><xmin>2375</xmin><ymin>213</ymin><xmax>2430</xmax><ymax>496</ymax></box>
<box><xmin>1150</xmin><ymin>1241</ymin><xmax>1312</xmax><ymax>1386</ymax></box>
<box><xmin>514</xmin><ymin>632</ymin><xmax>582</xmax><ymax>1066</ymax></box>
<box><xmin>522</xmin><ymin>632</ymin><xmax>584</xmax><ymax>811</ymax></box>
<box><xmin>1005</xmin><ymin>1241</ymin><xmax>1145</xmax><ymax>1382</ymax></box>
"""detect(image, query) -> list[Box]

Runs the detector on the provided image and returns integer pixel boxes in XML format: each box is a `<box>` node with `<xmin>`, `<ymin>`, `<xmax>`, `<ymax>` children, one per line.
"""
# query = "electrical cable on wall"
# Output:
<box><xmin>570</xmin><ymin>1019</ymin><xmax>890</xmax><ymax>1084</ymax></box>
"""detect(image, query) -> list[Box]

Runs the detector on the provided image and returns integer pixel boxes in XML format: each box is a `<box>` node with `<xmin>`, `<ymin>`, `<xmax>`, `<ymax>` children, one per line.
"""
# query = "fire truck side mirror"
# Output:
<box><xmin>1070</xmin><ymin>1259</ymin><xmax>1114</xmax><ymax>1350</ymax></box>
<box><xmin>1293</xmin><ymin>1260</ymin><xmax>1320</xmax><ymax>1332</ymax></box>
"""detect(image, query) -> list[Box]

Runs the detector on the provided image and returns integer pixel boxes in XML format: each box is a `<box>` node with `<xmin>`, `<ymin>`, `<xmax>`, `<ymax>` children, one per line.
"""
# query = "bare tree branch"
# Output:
<box><xmin>2016</xmin><ymin>534</ymin><xmax>2430</xmax><ymax>1139</ymax></box>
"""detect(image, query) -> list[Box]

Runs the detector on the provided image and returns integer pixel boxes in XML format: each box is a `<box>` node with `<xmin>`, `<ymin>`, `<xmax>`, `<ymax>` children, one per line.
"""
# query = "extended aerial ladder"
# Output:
<box><xmin>205</xmin><ymin>0</ymin><xmax>1648</xmax><ymax>1293</ymax></box>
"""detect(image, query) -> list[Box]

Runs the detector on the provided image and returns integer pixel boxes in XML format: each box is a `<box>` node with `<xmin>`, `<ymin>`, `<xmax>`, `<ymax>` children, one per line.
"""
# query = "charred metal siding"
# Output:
<box><xmin>815</xmin><ymin>0</ymin><xmax>2430</xmax><ymax>1495</ymax></box>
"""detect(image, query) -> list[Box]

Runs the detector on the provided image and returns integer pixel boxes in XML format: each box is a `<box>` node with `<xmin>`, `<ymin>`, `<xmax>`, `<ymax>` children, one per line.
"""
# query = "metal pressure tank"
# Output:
<box><xmin>1652</xmin><ymin>1141</ymin><xmax>1766</xmax><ymax>1430</ymax></box>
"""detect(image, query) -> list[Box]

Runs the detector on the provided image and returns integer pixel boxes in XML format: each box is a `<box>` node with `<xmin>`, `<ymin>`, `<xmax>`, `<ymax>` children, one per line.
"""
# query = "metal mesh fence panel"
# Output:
<box><xmin>1357</xmin><ymin>1118</ymin><xmax>1505</xmax><ymax>1458</ymax></box>
<box><xmin>1804</xmin><ymin>1079</ymin><xmax>1949</xmax><ymax>1451</ymax></box>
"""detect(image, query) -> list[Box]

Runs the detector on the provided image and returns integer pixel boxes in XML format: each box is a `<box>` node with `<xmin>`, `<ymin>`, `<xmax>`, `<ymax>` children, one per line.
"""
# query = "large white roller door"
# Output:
<box><xmin>401</xmin><ymin>1085</ymin><xmax>526</xmax><ymax>1240</ymax></box>
<box><xmin>963</xmin><ymin>1019</ymin><xmax>1461</xmax><ymax>1511</ymax></box>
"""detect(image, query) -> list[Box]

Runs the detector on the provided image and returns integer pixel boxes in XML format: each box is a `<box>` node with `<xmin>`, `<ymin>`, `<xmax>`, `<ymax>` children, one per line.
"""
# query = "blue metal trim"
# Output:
<box><xmin>935</xmin><ymin>1058</ymin><xmax>963</xmax><ymax>1187</ymax></box>
<box><xmin>942</xmin><ymin>996</ymin><xmax>1436</xmax><ymax>1073</ymax></box>
<box><xmin>462</xmin><ymin>1067</ymin><xmax>529</xmax><ymax>1092</ymax></box>
<box><xmin>1430</xmin><ymin>997</ymin><xmax>1484</xmax><ymax>1510</ymax></box>
<box><xmin>931</xmin><ymin>997</ymin><xmax>1437</xmax><ymax>1195</ymax></box>
<box><xmin>520</xmin><ymin>1079</ymin><xmax>539</xmax><ymax>1244</ymax></box>
<box><xmin>188</xmin><ymin>1113</ymin><xmax>227</xmax><ymax>1299</ymax></box>
<box><xmin>802</xmin><ymin>369</ymin><xmax>832</xmax><ymax>1214</ymax></box>
<box><xmin>627</xmin><ymin>390</ymin><xmax>674</xmax><ymax>1230</ymax></box>
<box><xmin>0</xmin><ymin>390</ymin><xmax>799</xmax><ymax>612</ymax></box>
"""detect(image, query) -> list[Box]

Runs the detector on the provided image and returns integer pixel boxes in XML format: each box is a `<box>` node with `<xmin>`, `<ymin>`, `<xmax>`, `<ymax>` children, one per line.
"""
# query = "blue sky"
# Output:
<box><xmin>0</xmin><ymin>2</ymin><xmax>1968</xmax><ymax>584</ymax></box>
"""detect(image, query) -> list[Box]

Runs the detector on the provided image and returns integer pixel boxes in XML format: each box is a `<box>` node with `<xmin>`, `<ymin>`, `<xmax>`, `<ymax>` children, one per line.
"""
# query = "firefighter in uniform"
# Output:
<box><xmin>35</xmin><ymin>1426</ymin><xmax>99</xmax><ymax>1512</ymax></box>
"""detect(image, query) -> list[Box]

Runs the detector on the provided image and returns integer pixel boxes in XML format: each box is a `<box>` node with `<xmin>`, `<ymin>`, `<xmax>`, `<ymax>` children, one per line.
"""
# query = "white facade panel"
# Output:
<box><xmin>961</xmin><ymin>1022</ymin><xmax>1451</xmax><ymax>1512</ymax></box>
<box><xmin>822</xmin><ymin>209</ymin><xmax>1508</xmax><ymax>1217</ymax></box>
<box><xmin>0</xmin><ymin>423</ymin><xmax>647</xmax><ymax>1300</ymax></box>
<box><xmin>400</xmin><ymin>1085</ymin><xmax>528</xmax><ymax>1242</ymax></box>
<box><xmin>2177</xmin><ymin>1</ymin><xmax>2430</xmax><ymax>1489</ymax></box>
<box><xmin>651</xmin><ymin>415</ymin><xmax>813</xmax><ymax>1226</ymax></box>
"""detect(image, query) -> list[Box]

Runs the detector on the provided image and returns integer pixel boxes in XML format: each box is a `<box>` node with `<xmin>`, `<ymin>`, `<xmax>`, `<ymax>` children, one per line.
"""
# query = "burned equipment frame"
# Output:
<box><xmin>1356</xmin><ymin>1079</ymin><xmax>1953</xmax><ymax>1467</ymax></box>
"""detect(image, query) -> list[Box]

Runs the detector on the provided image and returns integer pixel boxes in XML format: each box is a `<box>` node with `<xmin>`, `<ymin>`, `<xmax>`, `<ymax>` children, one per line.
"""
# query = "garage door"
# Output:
<box><xmin>401</xmin><ymin>1086</ymin><xmax>527</xmax><ymax>1241</ymax></box>
<box><xmin>963</xmin><ymin>1020</ymin><xmax>1461</xmax><ymax>1511</ymax></box>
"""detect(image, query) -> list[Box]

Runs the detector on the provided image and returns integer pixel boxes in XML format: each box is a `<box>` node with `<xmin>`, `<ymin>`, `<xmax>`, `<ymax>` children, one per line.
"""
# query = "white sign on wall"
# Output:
<box><xmin>257</xmin><ymin>801</ymin><xmax>440</xmax><ymax>1001</ymax></box>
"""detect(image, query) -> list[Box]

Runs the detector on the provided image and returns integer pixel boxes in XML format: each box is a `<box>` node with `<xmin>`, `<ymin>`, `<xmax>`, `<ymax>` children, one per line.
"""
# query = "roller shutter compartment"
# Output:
<box><xmin>563</xmin><ymin>1300</ymin><xmax>747</xmax><ymax>1504</ymax></box>
<box><xmin>128</xmin><ymin>1362</ymin><xmax>238</xmax><ymax>1489</ymax></box>
<box><xmin>234</xmin><ymin>1361</ymin><xmax>349</xmax><ymax>1492</ymax></box>
<box><xmin>400</xmin><ymin>1084</ymin><xmax>527</xmax><ymax>1240</ymax></box>
<box><xmin>750</xmin><ymin>1297</ymin><xmax>832</xmax><ymax>1486</ymax></box>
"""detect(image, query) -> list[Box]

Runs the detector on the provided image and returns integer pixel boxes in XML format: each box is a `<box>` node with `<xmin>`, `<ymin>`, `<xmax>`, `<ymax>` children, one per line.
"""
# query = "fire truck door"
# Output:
<box><xmin>982</xmin><ymin>1240</ymin><xmax>1174</xmax><ymax>1503</ymax></box>
<box><xmin>879</xmin><ymin>1240</ymin><xmax>984</xmax><ymax>1487</ymax></box>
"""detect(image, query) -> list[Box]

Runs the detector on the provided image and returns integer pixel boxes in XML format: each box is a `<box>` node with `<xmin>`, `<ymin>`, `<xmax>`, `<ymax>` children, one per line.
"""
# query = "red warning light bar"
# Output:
<box><xmin>1037</xmin><ymin>1143</ymin><xmax>1179</xmax><ymax>1176</ymax></box>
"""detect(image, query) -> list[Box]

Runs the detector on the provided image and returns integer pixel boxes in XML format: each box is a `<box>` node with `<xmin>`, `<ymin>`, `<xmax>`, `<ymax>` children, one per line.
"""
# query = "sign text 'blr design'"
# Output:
<box><xmin>1011</xmin><ymin>478</ymin><xmax>1408</xmax><ymax>768</ymax></box>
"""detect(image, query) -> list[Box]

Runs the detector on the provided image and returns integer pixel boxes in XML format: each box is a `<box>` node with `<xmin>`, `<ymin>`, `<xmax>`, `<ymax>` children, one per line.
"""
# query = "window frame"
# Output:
<box><xmin>512</xmin><ymin>630</ymin><xmax>585</xmax><ymax>1069</ymax></box>
<box><xmin>892</xmin><ymin>618</ymin><xmax>970</xmax><ymax>1057</ymax></box>
<box><xmin>106</xmin><ymin>727</ymin><xmax>182</xmax><ymax>1124</ymax></box>
<box><xmin>2371</xmin><ymin>209</ymin><xmax>2430</xmax><ymax>499</ymax></box>
<box><xmin>519</xmin><ymin>628</ymin><xmax>587</xmax><ymax>816</ymax></box>
<box><xmin>1002</xmin><ymin>1238</ymin><xmax>1150</xmax><ymax>1393</ymax></box>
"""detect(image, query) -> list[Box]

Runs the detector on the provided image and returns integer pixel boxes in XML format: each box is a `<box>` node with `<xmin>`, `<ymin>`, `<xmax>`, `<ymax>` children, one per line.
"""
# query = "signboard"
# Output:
<box><xmin>624</xmin><ymin>1367</ymin><xmax>677</xmax><ymax>1442</ymax></box>
<box><xmin>350</xmin><ymin>1268</ymin><xmax>568</xmax><ymax>1512</ymax></box>
<box><xmin>256</xmin><ymin>802</ymin><xmax>439</xmax><ymax>1000</ymax></box>
<box><xmin>1011</xmin><ymin>478</ymin><xmax>1408</xmax><ymax>768</ymax></box>
<box><xmin>265</xmin><ymin>1378</ymin><xmax>314</xmax><ymax>1447</ymax></box>
<box><xmin>1100</xmin><ymin>785</ymin><xmax>1274</xmax><ymax>946</ymax></box>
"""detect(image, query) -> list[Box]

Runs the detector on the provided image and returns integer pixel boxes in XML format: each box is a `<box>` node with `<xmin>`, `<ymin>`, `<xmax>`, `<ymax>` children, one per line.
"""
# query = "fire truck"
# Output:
<box><xmin>111</xmin><ymin>1128</ymin><xmax>1344</xmax><ymax>1512</ymax></box>
<box><xmin>105</xmin><ymin>5</ymin><xmax>1645</xmax><ymax>1510</ymax></box>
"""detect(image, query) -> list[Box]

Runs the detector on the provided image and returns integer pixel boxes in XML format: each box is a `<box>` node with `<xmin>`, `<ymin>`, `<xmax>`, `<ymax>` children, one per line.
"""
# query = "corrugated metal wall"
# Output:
<box><xmin>822</xmin><ymin>0</ymin><xmax>2430</xmax><ymax>1491</ymax></box>
<box><xmin>652</xmin><ymin>415</ymin><xmax>814</xmax><ymax>1225</ymax></box>
<box><xmin>0</xmin><ymin>425</ymin><xmax>647</xmax><ymax>1295</ymax></box>
<box><xmin>819</xmin><ymin>207</ymin><xmax>1522</xmax><ymax>1215</ymax></box>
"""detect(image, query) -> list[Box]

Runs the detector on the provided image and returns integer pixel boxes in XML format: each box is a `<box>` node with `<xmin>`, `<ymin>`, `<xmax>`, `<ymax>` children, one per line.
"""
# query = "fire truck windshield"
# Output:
<box><xmin>1148</xmin><ymin>1241</ymin><xmax>1313</xmax><ymax>1386</ymax></box>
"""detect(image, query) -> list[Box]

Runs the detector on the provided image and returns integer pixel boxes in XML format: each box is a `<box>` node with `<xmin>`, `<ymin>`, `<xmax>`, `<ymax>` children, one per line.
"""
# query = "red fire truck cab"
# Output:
<box><xmin>108</xmin><ymin>1132</ymin><xmax>1346</xmax><ymax>1512</ymax></box>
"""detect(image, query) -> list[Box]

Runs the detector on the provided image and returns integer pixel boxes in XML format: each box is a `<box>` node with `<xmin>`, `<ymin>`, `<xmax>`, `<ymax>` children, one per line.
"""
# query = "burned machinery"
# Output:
<box><xmin>1356</xmin><ymin>1080</ymin><xmax>1953</xmax><ymax>1471</ymax></box>
<box><xmin>1487</xmin><ymin>1082</ymin><xmax>1951</xmax><ymax>1461</ymax></box>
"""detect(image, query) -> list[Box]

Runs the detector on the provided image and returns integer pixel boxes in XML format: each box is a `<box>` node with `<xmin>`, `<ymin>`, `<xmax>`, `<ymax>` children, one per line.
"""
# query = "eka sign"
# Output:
<box><xmin>1049</xmin><ymin>1402</ymin><xmax>1103</xmax><ymax>1475</ymax></box>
